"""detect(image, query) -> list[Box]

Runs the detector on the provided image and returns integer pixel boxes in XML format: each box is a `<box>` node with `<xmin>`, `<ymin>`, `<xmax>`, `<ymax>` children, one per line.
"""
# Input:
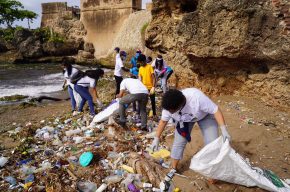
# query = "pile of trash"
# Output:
<box><xmin>0</xmin><ymin>105</ymin><xmax>177</xmax><ymax>192</ymax></box>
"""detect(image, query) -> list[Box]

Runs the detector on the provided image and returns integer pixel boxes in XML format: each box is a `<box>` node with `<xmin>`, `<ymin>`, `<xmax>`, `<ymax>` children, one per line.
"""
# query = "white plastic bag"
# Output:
<box><xmin>90</xmin><ymin>99</ymin><xmax>119</xmax><ymax>126</ymax></box>
<box><xmin>190</xmin><ymin>136</ymin><xmax>290</xmax><ymax>192</ymax></box>
<box><xmin>71</xmin><ymin>84</ymin><xmax>82</xmax><ymax>108</ymax></box>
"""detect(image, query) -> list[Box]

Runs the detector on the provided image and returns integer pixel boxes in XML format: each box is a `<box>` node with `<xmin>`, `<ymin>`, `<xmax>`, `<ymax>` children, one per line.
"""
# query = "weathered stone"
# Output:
<box><xmin>43</xmin><ymin>41</ymin><xmax>82</xmax><ymax>56</ymax></box>
<box><xmin>80</xmin><ymin>0</ymin><xmax>142</xmax><ymax>57</ymax></box>
<box><xmin>0</xmin><ymin>37</ymin><xmax>8</xmax><ymax>53</ymax></box>
<box><xmin>18</xmin><ymin>37</ymin><xmax>43</xmax><ymax>58</ymax></box>
<box><xmin>83</xmin><ymin>42</ymin><xmax>95</xmax><ymax>54</ymax></box>
<box><xmin>146</xmin><ymin>0</ymin><xmax>290</xmax><ymax>108</ymax></box>
<box><xmin>12</xmin><ymin>28</ymin><xmax>33</xmax><ymax>45</ymax></box>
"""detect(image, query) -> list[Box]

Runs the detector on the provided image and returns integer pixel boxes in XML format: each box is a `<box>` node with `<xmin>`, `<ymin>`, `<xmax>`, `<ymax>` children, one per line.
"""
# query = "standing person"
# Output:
<box><xmin>62</xmin><ymin>59</ymin><xmax>79</xmax><ymax>113</ymax></box>
<box><xmin>151</xmin><ymin>55</ymin><xmax>174</xmax><ymax>93</ymax></box>
<box><xmin>130</xmin><ymin>50</ymin><xmax>141</xmax><ymax>69</ymax></box>
<box><xmin>74</xmin><ymin>69</ymin><xmax>104</xmax><ymax>116</ymax></box>
<box><xmin>138</xmin><ymin>54</ymin><xmax>156</xmax><ymax>117</ymax></box>
<box><xmin>150</xmin><ymin>88</ymin><xmax>231</xmax><ymax>176</ymax></box>
<box><xmin>114</xmin><ymin>47</ymin><xmax>129</xmax><ymax>96</ymax></box>
<box><xmin>117</xmin><ymin>77</ymin><xmax>149</xmax><ymax>129</ymax></box>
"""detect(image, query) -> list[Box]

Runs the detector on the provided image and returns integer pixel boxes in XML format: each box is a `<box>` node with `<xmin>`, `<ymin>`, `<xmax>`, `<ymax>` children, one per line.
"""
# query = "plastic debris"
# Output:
<box><xmin>77</xmin><ymin>181</ymin><xmax>97</xmax><ymax>192</ymax></box>
<box><xmin>4</xmin><ymin>176</ymin><xmax>17</xmax><ymax>186</ymax></box>
<box><xmin>96</xmin><ymin>183</ymin><xmax>107</xmax><ymax>192</ymax></box>
<box><xmin>150</xmin><ymin>149</ymin><xmax>171</xmax><ymax>159</ymax></box>
<box><xmin>79</xmin><ymin>152</ymin><xmax>94</xmax><ymax>167</ymax></box>
<box><xmin>0</xmin><ymin>156</ymin><xmax>8</xmax><ymax>167</ymax></box>
<box><xmin>121</xmin><ymin>165</ymin><xmax>135</xmax><ymax>173</ymax></box>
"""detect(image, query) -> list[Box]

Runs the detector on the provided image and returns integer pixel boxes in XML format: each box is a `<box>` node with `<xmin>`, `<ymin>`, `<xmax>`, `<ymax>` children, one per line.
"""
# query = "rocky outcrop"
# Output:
<box><xmin>0</xmin><ymin>37</ymin><xmax>8</xmax><ymax>53</ymax></box>
<box><xmin>111</xmin><ymin>10</ymin><xmax>152</xmax><ymax>53</ymax></box>
<box><xmin>146</xmin><ymin>0</ymin><xmax>290</xmax><ymax>108</ymax></box>
<box><xmin>80</xmin><ymin>0</ymin><xmax>142</xmax><ymax>57</ymax></box>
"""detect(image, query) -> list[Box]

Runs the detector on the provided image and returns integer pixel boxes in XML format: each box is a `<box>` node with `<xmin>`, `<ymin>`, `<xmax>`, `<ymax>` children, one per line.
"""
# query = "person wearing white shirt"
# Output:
<box><xmin>62</xmin><ymin>61</ymin><xmax>79</xmax><ymax>112</ymax></box>
<box><xmin>114</xmin><ymin>47</ymin><xmax>129</xmax><ymax>96</ymax></box>
<box><xmin>151</xmin><ymin>55</ymin><xmax>174</xmax><ymax>93</ymax></box>
<box><xmin>117</xmin><ymin>77</ymin><xmax>149</xmax><ymax>129</ymax></box>
<box><xmin>74</xmin><ymin>69</ymin><xmax>104</xmax><ymax>116</ymax></box>
<box><xmin>150</xmin><ymin>88</ymin><xmax>231</xmax><ymax>173</ymax></box>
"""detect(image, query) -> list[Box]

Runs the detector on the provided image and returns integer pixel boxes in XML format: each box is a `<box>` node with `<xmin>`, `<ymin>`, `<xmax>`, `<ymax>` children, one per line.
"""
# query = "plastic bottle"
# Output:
<box><xmin>77</xmin><ymin>181</ymin><xmax>97</xmax><ymax>192</ymax></box>
<box><xmin>65</xmin><ymin>129</ymin><xmax>81</xmax><ymax>136</ymax></box>
<box><xmin>152</xmin><ymin>188</ymin><xmax>161</xmax><ymax>192</ymax></box>
<box><xmin>96</xmin><ymin>183</ymin><xmax>107</xmax><ymax>192</ymax></box>
<box><xmin>0</xmin><ymin>157</ymin><xmax>8</xmax><ymax>167</ymax></box>
<box><xmin>102</xmin><ymin>175</ymin><xmax>122</xmax><ymax>184</ymax></box>
<box><xmin>4</xmin><ymin>176</ymin><xmax>17</xmax><ymax>186</ymax></box>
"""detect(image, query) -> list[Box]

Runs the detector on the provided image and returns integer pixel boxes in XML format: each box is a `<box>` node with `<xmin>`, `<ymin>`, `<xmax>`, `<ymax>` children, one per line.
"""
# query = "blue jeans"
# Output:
<box><xmin>68</xmin><ymin>85</ymin><xmax>76</xmax><ymax>111</ymax></box>
<box><xmin>171</xmin><ymin>114</ymin><xmax>219</xmax><ymax>160</ymax></box>
<box><xmin>74</xmin><ymin>85</ymin><xmax>95</xmax><ymax>115</ymax></box>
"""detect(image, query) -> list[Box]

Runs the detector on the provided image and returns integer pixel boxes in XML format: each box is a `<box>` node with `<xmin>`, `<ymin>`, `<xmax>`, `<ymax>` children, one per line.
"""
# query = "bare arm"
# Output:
<box><xmin>151</xmin><ymin>73</ymin><xmax>156</xmax><ymax>87</ymax></box>
<box><xmin>214</xmin><ymin>108</ymin><xmax>226</xmax><ymax>126</ymax></box>
<box><xmin>89</xmin><ymin>87</ymin><xmax>97</xmax><ymax>101</ymax></box>
<box><xmin>156</xmin><ymin>120</ymin><xmax>168</xmax><ymax>139</ymax></box>
<box><xmin>117</xmin><ymin>89</ymin><xmax>125</xmax><ymax>98</ymax></box>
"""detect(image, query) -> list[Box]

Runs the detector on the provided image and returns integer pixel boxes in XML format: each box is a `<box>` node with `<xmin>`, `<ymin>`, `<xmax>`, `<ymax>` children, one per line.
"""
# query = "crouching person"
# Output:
<box><xmin>117</xmin><ymin>77</ymin><xmax>149</xmax><ymax>130</ymax></box>
<box><xmin>151</xmin><ymin>88</ymin><xmax>231</xmax><ymax>173</ymax></box>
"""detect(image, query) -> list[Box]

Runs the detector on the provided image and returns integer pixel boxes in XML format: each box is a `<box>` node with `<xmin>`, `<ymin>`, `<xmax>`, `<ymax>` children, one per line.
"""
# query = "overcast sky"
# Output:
<box><xmin>11</xmin><ymin>0</ymin><xmax>152</xmax><ymax>29</ymax></box>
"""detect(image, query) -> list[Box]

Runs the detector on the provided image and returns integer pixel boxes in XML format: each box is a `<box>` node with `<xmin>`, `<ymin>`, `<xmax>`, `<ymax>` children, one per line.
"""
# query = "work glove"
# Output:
<box><xmin>220</xmin><ymin>125</ymin><xmax>231</xmax><ymax>142</ymax></box>
<box><xmin>96</xmin><ymin>99</ymin><xmax>104</xmax><ymax>108</ymax></box>
<box><xmin>150</xmin><ymin>136</ymin><xmax>160</xmax><ymax>152</ymax></box>
<box><xmin>150</xmin><ymin>87</ymin><xmax>155</xmax><ymax>95</ymax></box>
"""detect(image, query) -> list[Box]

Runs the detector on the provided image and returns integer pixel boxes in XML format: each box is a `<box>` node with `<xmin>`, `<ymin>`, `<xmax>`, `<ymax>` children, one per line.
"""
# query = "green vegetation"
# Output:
<box><xmin>141</xmin><ymin>22</ymin><xmax>149</xmax><ymax>34</ymax></box>
<box><xmin>0</xmin><ymin>0</ymin><xmax>37</xmax><ymax>28</ymax></box>
<box><xmin>0</xmin><ymin>94</ymin><xmax>28</xmax><ymax>102</ymax></box>
<box><xmin>34</xmin><ymin>27</ymin><xmax>65</xmax><ymax>43</ymax></box>
<box><xmin>0</xmin><ymin>26</ymin><xmax>23</xmax><ymax>41</ymax></box>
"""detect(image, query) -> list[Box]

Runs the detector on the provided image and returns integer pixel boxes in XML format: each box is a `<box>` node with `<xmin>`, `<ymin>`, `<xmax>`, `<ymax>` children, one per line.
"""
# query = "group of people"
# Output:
<box><xmin>62</xmin><ymin>49</ymin><xmax>231</xmax><ymax>180</ymax></box>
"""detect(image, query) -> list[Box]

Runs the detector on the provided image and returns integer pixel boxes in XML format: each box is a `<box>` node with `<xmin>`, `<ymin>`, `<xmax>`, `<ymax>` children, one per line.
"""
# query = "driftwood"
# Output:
<box><xmin>128</xmin><ymin>152</ymin><xmax>166</xmax><ymax>187</ymax></box>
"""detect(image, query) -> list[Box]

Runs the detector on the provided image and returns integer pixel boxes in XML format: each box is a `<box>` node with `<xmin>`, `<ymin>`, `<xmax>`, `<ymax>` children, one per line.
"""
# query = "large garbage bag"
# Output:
<box><xmin>190</xmin><ymin>136</ymin><xmax>290</xmax><ymax>192</ymax></box>
<box><xmin>90</xmin><ymin>99</ymin><xmax>119</xmax><ymax>126</ymax></box>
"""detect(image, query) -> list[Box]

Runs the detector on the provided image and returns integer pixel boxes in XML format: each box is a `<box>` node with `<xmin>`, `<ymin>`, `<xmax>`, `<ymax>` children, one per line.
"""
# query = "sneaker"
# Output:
<box><xmin>72</xmin><ymin>111</ymin><xmax>81</xmax><ymax>116</ymax></box>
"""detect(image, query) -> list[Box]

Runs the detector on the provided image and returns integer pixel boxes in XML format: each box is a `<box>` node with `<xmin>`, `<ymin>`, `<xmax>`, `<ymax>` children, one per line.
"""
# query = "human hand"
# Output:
<box><xmin>150</xmin><ymin>136</ymin><xmax>160</xmax><ymax>152</ymax></box>
<box><xmin>96</xmin><ymin>99</ymin><xmax>103</xmax><ymax>108</ymax></box>
<box><xmin>150</xmin><ymin>87</ymin><xmax>155</xmax><ymax>95</ymax></box>
<box><xmin>220</xmin><ymin>125</ymin><xmax>231</xmax><ymax>142</ymax></box>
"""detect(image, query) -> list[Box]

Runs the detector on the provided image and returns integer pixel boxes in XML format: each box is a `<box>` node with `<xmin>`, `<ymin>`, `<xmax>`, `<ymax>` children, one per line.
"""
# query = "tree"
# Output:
<box><xmin>0</xmin><ymin>0</ymin><xmax>37</xmax><ymax>28</ymax></box>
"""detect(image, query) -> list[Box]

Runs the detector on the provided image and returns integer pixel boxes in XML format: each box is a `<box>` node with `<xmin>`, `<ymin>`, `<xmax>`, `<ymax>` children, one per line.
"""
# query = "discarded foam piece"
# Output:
<box><xmin>150</xmin><ymin>149</ymin><xmax>171</xmax><ymax>159</ymax></box>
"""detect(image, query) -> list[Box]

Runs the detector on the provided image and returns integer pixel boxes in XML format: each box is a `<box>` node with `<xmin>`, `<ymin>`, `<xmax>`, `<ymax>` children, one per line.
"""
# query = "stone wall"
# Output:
<box><xmin>145</xmin><ymin>0</ymin><xmax>290</xmax><ymax>108</ymax></box>
<box><xmin>41</xmin><ymin>2</ymin><xmax>80</xmax><ymax>28</ymax></box>
<box><xmin>80</xmin><ymin>0</ymin><xmax>142</xmax><ymax>57</ymax></box>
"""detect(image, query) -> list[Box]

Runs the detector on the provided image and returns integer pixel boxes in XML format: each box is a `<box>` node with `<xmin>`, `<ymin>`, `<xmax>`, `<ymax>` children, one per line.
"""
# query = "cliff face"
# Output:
<box><xmin>146</xmin><ymin>0</ymin><xmax>290</xmax><ymax>108</ymax></box>
<box><xmin>80</xmin><ymin>0</ymin><xmax>142</xmax><ymax>57</ymax></box>
<box><xmin>41</xmin><ymin>2</ymin><xmax>85</xmax><ymax>44</ymax></box>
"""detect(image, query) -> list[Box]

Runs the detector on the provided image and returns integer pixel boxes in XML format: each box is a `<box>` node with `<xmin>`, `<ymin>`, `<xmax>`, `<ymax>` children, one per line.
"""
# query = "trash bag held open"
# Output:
<box><xmin>190</xmin><ymin>136</ymin><xmax>290</xmax><ymax>192</ymax></box>
<box><xmin>90</xmin><ymin>99</ymin><xmax>119</xmax><ymax>126</ymax></box>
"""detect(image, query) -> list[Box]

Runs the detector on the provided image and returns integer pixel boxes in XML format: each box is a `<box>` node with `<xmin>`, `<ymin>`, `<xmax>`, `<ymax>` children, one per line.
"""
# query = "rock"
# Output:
<box><xmin>145</xmin><ymin>0</ymin><xmax>290</xmax><ymax>108</ymax></box>
<box><xmin>12</xmin><ymin>28</ymin><xmax>33</xmax><ymax>45</ymax></box>
<box><xmin>84</xmin><ymin>43</ymin><xmax>95</xmax><ymax>54</ymax></box>
<box><xmin>43</xmin><ymin>40</ymin><xmax>82</xmax><ymax>56</ymax></box>
<box><xmin>18</xmin><ymin>36</ymin><xmax>43</xmax><ymax>58</ymax></box>
<box><xmin>76</xmin><ymin>50</ymin><xmax>97</xmax><ymax>64</ymax></box>
<box><xmin>0</xmin><ymin>37</ymin><xmax>8</xmax><ymax>53</ymax></box>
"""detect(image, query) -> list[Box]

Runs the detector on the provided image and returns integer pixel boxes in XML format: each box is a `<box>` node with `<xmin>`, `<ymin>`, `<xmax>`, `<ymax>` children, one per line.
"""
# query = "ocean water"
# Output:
<box><xmin>0</xmin><ymin>63</ymin><xmax>110</xmax><ymax>105</ymax></box>
<box><xmin>0</xmin><ymin>63</ymin><xmax>64</xmax><ymax>98</ymax></box>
